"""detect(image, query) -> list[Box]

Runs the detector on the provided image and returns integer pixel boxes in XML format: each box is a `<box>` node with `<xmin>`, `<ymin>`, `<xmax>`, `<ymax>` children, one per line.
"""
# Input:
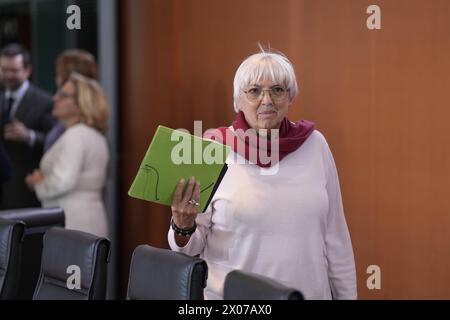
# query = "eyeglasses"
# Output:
<box><xmin>242</xmin><ymin>86</ymin><xmax>289</xmax><ymax>102</ymax></box>
<box><xmin>54</xmin><ymin>90</ymin><xmax>76</xmax><ymax>100</ymax></box>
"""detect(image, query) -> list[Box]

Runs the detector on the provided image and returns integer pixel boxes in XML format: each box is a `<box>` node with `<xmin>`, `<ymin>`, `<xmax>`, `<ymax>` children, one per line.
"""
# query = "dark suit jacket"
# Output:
<box><xmin>0</xmin><ymin>84</ymin><xmax>56</xmax><ymax>209</ymax></box>
<box><xmin>0</xmin><ymin>141</ymin><xmax>11</xmax><ymax>182</ymax></box>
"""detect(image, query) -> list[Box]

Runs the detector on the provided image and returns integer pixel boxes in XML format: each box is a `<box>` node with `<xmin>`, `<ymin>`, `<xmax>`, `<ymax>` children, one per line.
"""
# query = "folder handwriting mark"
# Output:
<box><xmin>201</xmin><ymin>182</ymin><xmax>214</xmax><ymax>194</ymax></box>
<box><xmin>139</xmin><ymin>164</ymin><xmax>160</xmax><ymax>200</ymax></box>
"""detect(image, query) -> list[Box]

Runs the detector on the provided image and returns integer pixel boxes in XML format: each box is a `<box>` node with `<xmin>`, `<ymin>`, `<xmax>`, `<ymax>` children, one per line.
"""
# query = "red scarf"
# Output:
<box><xmin>207</xmin><ymin>111</ymin><xmax>315</xmax><ymax>168</ymax></box>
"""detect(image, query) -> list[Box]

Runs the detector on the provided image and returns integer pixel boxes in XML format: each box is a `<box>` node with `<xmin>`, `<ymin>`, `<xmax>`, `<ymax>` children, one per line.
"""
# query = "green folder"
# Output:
<box><xmin>128</xmin><ymin>125</ymin><xmax>230</xmax><ymax>212</ymax></box>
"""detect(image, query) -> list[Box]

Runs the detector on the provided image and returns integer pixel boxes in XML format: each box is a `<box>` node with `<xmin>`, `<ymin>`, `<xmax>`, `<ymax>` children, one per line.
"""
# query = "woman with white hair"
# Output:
<box><xmin>168</xmin><ymin>48</ymin><xmax>357</xmax><ymax>299</ymax></box>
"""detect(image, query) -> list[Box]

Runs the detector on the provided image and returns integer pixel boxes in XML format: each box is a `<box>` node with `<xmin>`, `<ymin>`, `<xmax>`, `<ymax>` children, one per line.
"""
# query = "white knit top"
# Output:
<box><xmin>168</xmin><ymin>130</ymin><xmax>357</xmax><ymax>300</ymax></box>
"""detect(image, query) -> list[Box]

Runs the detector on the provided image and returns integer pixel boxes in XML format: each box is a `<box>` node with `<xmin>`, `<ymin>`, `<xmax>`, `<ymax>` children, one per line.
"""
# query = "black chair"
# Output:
<box><xmin>33</xmin><ymin>227</ymin><xmax>110</xmax><ymax>300</ymax></box>
<box><xmin>0</xmin><ymin>219</ymin><xmax>25</xmax><ymax>299</ymax></box>
<box><xmin>127</xmin><ymin>245</ymin><xmax>208</xmax><ymax>300</ymax></box>
<box><xmin>223</xmin><ymin>270</ymin><xmax>304</xmax><ymax>300</ymax></box>
<box><xmin>0</xmin><ymin>207</ymin><xmax>65</xmax><ymax>299</ymax></box>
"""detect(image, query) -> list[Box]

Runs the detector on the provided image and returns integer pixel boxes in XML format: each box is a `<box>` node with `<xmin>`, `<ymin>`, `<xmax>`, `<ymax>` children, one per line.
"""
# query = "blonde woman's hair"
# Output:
<box><xmin>67</xmin><ymin>72</ymin><xmax>110</xmax><ymax>134</ymax></box>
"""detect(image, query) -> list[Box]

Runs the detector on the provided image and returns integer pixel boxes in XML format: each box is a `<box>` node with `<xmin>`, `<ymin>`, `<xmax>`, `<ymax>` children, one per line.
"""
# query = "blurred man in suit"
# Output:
<box><xmin>0</xmin><ymin>43</ymin><xmax>55</xmax><ymax>209</ymax></box>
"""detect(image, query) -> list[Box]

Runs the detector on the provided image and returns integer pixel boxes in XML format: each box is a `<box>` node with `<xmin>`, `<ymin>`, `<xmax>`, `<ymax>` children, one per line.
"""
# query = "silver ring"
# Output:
<box><xmin>188</xmin><ymin>199</ymin><xmax>200</xmax><ymax>206</ymax></box>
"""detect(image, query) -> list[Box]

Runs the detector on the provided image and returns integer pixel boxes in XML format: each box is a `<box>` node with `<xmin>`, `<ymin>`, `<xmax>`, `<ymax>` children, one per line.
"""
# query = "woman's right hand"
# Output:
<box><xmin>25</xmin><ymin>169</ymin><xmax>45</xmax><ymax>189</ymax></box>
<box><xmin>171</xmin><ymin>176</ymin><xmax>201</xmax><ymax>229</ymax></box>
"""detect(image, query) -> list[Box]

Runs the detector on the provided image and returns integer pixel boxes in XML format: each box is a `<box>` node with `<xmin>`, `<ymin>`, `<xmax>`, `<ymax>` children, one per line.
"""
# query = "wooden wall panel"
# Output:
<box><xmin>120</xmin><ymin>0</ymin><xmax>450</xmax><ymax>299</ymax></box>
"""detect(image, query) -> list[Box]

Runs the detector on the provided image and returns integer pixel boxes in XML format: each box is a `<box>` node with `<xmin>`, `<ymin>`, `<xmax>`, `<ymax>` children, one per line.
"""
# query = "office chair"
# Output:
<box><xmin>0</xmin><ymin>207</ymin><xmax>65</xmax><ymax>299</ymax></box>
<box><xmin>127</xmin><ymin>245</ymin><xmax>208</xmax><ymax>300</ymax></box>
<box><xmin>33</xmin><ymin>227</ymin><xmax>110</xmax><ymax>300</ymax></box>
<box><xmin>0</xmin><ymin>218</ymin><xmax>25</xmax><ymax>299</ymax></box>
<box><xmin>223</xmin><ymin>270</ymin><xmax>304</xmax><ymax>300</ymax></box>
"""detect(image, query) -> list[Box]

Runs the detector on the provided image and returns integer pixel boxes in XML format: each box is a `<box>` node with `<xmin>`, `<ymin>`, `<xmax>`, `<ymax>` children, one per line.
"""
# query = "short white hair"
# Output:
<box><xmin>233</xmin><ymin>48</ymin><xmax>298</xmax><ymax>112</ymax></box>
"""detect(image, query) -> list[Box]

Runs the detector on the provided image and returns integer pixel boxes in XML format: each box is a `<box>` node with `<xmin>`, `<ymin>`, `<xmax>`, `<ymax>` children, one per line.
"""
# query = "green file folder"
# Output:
<box><xmin>128</xmin><ymin>125</ymin><xmax>230</xmax><ymax>212</ymax></box>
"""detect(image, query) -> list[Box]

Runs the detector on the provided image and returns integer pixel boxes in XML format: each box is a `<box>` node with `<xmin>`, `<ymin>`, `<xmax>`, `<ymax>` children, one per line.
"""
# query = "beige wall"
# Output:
<box><xmin>120</xmin><ymin>0</ymin><xmax>450</xmax><ymax>299</ymax></box>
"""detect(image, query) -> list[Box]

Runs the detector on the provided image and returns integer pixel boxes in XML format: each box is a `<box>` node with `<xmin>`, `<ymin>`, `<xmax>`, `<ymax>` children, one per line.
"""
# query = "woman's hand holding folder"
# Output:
<box><xmin>171</xmin><ymin>176</ymin><xmax>201</xmax><ymax>246</ymax></box>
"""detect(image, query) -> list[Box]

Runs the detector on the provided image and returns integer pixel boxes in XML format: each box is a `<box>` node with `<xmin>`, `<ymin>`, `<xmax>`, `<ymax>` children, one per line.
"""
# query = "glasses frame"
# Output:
<box><xmin>242</xmin><ymin>86</ymin><xmax>290</xmax><ymax>102</ymax></box>
<box><xmin>54</xmin><ymin>89</ymin><xmax>79</xmax><ymax>106</ymax></box>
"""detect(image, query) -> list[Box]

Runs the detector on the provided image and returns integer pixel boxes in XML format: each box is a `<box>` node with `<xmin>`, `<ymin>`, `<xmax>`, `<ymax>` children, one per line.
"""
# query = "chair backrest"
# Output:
<box><xmin>33</xmin><ymin>227</ymin><xmax>110</xmax><ymax>300</ymax></box>
<box><xmin>0</xmin><ymin>219</ymin><xmax>25</xmax><ymax>299</ymax></box>
<box><xmin>127</xmin><ymin>245</ymin><xmax>208</xmax><ymax>300</ymax></box>
<box><xmin>223</xmin><ymin>270</ymin><xmax>304</xmax><ymax>300</ymax></box>
<box><xmin>0</xmin><ymin>207</ymin><xmax>65</xmax><ymax>299</ymax></box>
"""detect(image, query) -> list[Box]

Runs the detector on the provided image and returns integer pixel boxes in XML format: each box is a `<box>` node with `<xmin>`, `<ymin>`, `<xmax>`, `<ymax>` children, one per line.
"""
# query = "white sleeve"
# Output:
<box><xmin>323</xmin><ymin>143</ymin><xmax>358</xmax><ymax>300</ymax></box>
<box><xmin>168</xmin><ymin>204</ymin><xmax>213</xmax><ymax>256</ymax></box>
<box><xmin>34</xmin><ymin>133</ymin><xmax>84</xmax><ymax>200</ymax></box>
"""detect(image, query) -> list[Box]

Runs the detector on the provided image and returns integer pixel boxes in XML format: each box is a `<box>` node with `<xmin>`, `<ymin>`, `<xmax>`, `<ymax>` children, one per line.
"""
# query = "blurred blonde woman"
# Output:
<box><xmin>26</xmin><ymin>72</ymin><xmax>110</xmax><ymax>237</ymax></box>
<box><xmin>44</xmin><ymin>49</ymin><xmax>99</xmax><ymax>152</ymax></box>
